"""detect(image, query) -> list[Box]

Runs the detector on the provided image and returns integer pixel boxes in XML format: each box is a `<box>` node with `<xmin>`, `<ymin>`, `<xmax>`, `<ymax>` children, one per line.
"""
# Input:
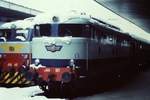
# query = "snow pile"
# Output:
<box><xmin>0</xmin><ymin>86</ymin><xmax>63</xmax><ymax>100</ymax></box>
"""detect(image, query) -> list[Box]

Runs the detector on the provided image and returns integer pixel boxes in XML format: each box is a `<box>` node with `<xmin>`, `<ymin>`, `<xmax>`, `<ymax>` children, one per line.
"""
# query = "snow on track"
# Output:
<box><xmin>0</xmin><ymin>86</ymin><xmax>64</xmax><ymax>100</ymax></box>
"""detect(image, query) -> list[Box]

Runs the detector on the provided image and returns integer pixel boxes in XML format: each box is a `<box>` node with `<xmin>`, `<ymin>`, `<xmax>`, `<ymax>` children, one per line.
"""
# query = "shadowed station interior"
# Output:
<box><xmin>0</xmin><ymin>0</ymin><xmax>42</xmax><ymax>24</ymax></box>
<box><xmin>72</xmin><ymin>1</ymin><xmax>150</xmax><ymax>99</ymax></box>
<box><xmin>96</xmin><ymin>0</ymin><xmax>150</xmax><ymax>33</ymax></box>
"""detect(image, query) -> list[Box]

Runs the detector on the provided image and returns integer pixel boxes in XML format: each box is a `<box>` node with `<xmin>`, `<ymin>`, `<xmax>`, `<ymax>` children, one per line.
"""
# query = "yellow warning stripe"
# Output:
<box><xmin>5</xmin><ymin>72</ymin><xmax>19</xmax><ymax>84</ymax></box>
<box><xmin>0</xmin><ymin>72</ymin><xmax>33</xmax><ymax>85</ymax></box>
<box><xmin>11</xmin><ymin>78</ymin><xmax>18</xmax><ymax>84</ymax></box>
<box><xmin>2</xmin><ymin>73</ymin><xmax>10</xmax><ymax>83</ymax></box>
<box><xmin>5</xmin><ymin>78</ymin><xmax>12</xmax><ymax>84</ymax></box>
<box><xmin>0</xmin><ymin>73</ymin><xmax>3</xmax><ymax>83</ymax></box>
<box><xmin>1</xmin><ymin>72</ymin><xmax>7</xmax><ymax>78</ymax></box>
<box><xmin>4</xmin><ymin>73</ymin><xmax>10</xmax><ymax>80</ymax></box>
<box><xmin>0</xmin><ymin>72</ymin><xmax>7</xmax><ymax>82</ymax></box>
<box><xmin>11</xmin><ymin>76</ymin><xmax>20</xmax><ymax>84</ymax></box>
<box><xmin>11</xmin><ymin>73</ymin><xmax>23</xmax><ymax>84</ymax></box>
<box><xmin>24</xmin><ymin>80</ymin><xmax>31</xmax><ymax>85</ymax></box>
<box><xmin>18</xmin><ymin>77</ymin><xmax>26</xmax><ymax>84</ymax></box>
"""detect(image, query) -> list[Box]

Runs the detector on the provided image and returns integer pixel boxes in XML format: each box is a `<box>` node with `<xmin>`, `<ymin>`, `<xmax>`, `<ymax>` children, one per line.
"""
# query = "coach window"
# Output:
<box><xmin>113</xmin><ymin>35</ymin><xmax>117</xmax><ymax>45</ymax></box>
<box><xmin>105</xmin><ymin>35</ymin><xmax>116</xmax><ymax>45</ymax></box>
<box><xmin>94</xmin><ymin>29</ymin><xmax>99</xmax><ymax>41</ymax></box>
<box><xmin>121</xmin><ymin>40</ymin><xmax>130</xmax><ymax>47</ymax></box>
<box><xmin>116</xmin><ymin>35</ymin><xmax>122</xmax><ymax>46</ymax></box>
<box><xmin>90</xmin><ymin>26</ymin><xmax>95</xmax><ymax>39</ymax></box>
<box><xmin>82</xmin><ymin>24</ymin><xmax>91</xmax><ymax>37</ymax></box>
<box><xmin>100</xmin><ymin>34</ymin><xmax>106</xmax><ymax>44</ymax></box>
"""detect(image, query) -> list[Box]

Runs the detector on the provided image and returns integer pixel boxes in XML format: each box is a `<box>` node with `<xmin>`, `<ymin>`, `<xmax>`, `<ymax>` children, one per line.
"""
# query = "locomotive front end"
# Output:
<box><xmin>0</xmin><ymin>23</ymin><xmax>33</xmax><ymax>86</ymax></box>
<box><xmin>30</xmin><ymin>13</ymin><xmax>93</xmax><ymax>93</ymax></box>
<box><xmin>32</xmin><ymin>37</ymin><xmax>88</xmax><ymax>84</ymax></box>
<box><xmin>31</xmin><ymin>19</ymin><xmax>90</xmax><ymax>92</ymax></box>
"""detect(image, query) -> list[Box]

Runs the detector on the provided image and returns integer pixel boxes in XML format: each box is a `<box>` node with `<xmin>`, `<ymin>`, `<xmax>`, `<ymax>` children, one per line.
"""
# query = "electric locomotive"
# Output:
<box><xmin>0</xmin><ymin>19</ymin><xmax>35</xmax><ymax>86</ymax></box>
<box><xmin>30</xmin><ymin>11</ymin><xmax>150</xmax><ymax>92</ymax></box>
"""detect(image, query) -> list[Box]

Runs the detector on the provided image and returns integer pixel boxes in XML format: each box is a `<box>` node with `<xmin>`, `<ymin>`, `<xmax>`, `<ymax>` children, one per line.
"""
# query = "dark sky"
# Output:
<box><xmin>95</xmin><ymin>0</ymin><xmax>150</xmax><ymax>32</ymax></box>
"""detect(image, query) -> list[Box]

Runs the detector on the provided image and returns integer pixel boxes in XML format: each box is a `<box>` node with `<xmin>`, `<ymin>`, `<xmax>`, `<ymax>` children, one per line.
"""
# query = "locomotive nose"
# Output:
<box><xmin>2</xmin><ymin>54</ymin><xmax>28</xmax><ymax>71</ymax></box>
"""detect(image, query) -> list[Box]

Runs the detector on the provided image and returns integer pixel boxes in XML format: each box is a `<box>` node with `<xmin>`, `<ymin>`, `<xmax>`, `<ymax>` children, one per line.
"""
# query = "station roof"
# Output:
<box><xmin>0</xmin><ymin>0</ymin><xmax>42</xmax><ymax>21</ymax></box>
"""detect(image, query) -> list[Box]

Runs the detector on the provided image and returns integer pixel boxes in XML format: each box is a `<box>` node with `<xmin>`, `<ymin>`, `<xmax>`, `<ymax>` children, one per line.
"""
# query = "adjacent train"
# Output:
<box><xmin>30</xmin><ymin>12</ymin><xmax>150</xmax><ymax>93</ymax></box>
<box><xmin>0</xmin><ymin>19</ymin><xmax>34</xmax><ymax>86</ymax></box>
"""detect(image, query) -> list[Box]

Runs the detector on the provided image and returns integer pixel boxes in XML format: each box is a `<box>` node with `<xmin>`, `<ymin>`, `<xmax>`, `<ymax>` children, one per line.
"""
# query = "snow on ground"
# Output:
<box><xmin>0</xmin><ymin>86</ymin><xmax>64</xmax><ymax>100</ymax></box>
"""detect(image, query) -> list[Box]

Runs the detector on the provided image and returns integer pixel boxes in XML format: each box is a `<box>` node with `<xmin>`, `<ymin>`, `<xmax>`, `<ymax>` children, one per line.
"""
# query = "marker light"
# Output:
<box><xmin>14</xmin><ymin>63</ymin><xmax>18</xmax><ymax>67</ymax></box>
<box><xmin>8</xmin><ymin>63</ymin><xmax>12</xmax><ymax>67</ymax></box>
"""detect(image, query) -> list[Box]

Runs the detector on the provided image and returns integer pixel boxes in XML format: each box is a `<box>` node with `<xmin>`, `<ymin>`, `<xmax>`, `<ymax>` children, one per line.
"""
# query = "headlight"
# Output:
<box><xmin>70</xmin><ymin>59</ymin><xmax>75</xmax><ymax>67</ymax></box>
<box><xmin>35</xmin><ymin>58</ymin><xmax>40</xmax><ymax>66</ymax></box>
<box><xmin>8</xmin><ymin>63</ymin><xmax>12</xmax><ymax>67</ymax></box>
<box><xmin>14</xmin><ymin>63</ymin><xmax>18</xmax><ymax>67</ymax></box>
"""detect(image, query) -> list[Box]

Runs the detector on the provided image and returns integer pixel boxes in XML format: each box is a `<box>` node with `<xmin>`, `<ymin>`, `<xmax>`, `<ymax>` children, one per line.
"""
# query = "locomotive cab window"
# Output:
<box><xmin>0</xmin><ymin>29</ymin><xmax>11</xmax><ymax>41</ymax></box>
<box><xmin>35</xmin><ymin>24</ymin><xmax>51</xmax><ymax>37</ymax></box>
<box><xmin>17</xmin><ymin>28</ymin><xmax>33</xmax><ymax>41</ymax></box>
<box><xmin>0</xmin><ymin>29</ymin><xmax>30</xmax><ymax>41</ymax></box>
<box><xmin>35</xmin><ymin>24</ymin><xmax>91</xmax><ymax>37</ymax></box>
<box><xmin>59</xmin><ymin>24</ymin><xmax>91</xmax><ymax>37</ymax></box>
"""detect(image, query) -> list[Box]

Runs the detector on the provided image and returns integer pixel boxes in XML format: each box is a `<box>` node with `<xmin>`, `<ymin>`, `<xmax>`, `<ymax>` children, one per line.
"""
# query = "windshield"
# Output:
<box><xmin>0</xmin><ymin>29</ymin><xmax>31</xmax><ymax>42</ymax></box>
<box><xmin>0</xmin><ymin>29</ymin><xmax>11</xmax><ymax>41</ymax></box>
<box><xmin>59</xmin><ymin>24</ymin><xmax>84</xmax><ymax>37</ymax></box>
<box><xmin>35</xmin><ymin>24</ymin><xmax>91</xmax><ymax>37</ymax></box>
